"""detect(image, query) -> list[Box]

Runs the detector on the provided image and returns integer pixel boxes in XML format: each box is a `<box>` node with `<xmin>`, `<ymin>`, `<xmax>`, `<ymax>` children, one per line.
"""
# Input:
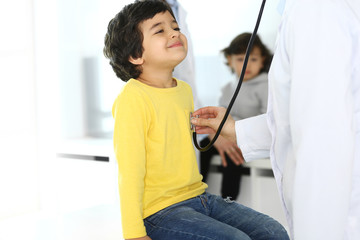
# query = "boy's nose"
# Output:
<box><xmin>170</xmin><ymin>29</ymin><xmax>180</xmax><ymax>38</ymax></box>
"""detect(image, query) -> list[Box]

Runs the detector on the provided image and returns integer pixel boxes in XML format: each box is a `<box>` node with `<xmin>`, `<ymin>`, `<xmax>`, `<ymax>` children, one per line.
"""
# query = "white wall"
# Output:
<box><xmin>0</xmin><ymin>0</ymin><xmax>39</xmax><ymax>219</ymax></box>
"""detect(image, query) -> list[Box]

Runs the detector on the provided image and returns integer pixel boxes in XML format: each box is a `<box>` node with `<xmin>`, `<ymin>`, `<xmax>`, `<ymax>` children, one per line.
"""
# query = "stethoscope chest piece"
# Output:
<box><xmin>190</xmin><ymin>112</ymin><xmax>199</xmax><ymax>131</ymax></box>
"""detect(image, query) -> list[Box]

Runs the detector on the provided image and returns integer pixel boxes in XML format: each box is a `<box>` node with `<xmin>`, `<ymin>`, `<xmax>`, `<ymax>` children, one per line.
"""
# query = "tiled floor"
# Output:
<box><xmin>0</xmin><ymin>204</ymin><xmax>123</xmax><ymax>240</ymax></box>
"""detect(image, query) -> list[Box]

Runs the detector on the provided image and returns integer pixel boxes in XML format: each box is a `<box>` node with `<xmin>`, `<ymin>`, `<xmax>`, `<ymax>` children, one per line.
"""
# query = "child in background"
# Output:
<box><xmin>104</xmin><ymin>1</ymin><xmax>288</xmax><ymax>239</ymax></box>
<box><xmin>200</xmin><ymin>33</ymin><xmax>272</xmax><ymax>200</ymax></box>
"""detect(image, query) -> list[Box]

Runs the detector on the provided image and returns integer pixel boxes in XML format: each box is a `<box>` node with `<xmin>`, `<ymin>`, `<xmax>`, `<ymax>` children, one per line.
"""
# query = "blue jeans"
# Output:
<box><xmin>144</xmin><ymin>192</ymin><xmax>289</xmax><ymax>240</ymax></box>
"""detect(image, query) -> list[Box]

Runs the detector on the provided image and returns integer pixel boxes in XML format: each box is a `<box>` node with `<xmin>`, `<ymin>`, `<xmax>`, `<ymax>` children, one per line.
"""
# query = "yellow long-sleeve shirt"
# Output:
<box><xmin>112</xmin><ymin>78</ymin><xmax>207</xmax><ymax>239</ymax></box>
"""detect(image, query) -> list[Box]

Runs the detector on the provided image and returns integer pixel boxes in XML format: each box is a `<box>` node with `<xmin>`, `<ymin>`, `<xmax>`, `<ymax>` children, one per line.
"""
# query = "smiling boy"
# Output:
<box><xmin>103</xmin><ymin>1</ymin><xmax>289</xmax><ymax>240</ymax></box>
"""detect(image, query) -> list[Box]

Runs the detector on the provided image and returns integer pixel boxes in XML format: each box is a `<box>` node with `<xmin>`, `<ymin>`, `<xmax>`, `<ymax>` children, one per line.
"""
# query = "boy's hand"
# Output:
<box><xmin>191</xmin><ymin>106</ymin><xmax>237</xmax><ymax>143</ymax></box>
<box><xmin>210</xmin><ymin>134</ymin><xmax>244</xmax><ymax>167</ymax></box>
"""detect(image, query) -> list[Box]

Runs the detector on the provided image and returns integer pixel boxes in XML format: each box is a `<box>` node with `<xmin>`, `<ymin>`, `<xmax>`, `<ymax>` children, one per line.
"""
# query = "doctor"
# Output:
<box><xmin>191</xmin><ymin>0</ymin><xmax>360</xmax><ymax>239</ymax></box>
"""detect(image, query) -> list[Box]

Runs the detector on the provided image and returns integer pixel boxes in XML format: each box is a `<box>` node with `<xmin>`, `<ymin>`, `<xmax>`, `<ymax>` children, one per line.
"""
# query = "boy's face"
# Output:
<box><xmin>137</xmin><ymin>11</ymin><xmax>188</xmax><ymax>70</ymax></box>
<box><xmin>229</xmin><ymin>47</ymin><xmax>264</xmax><ymax>81</ymax></box>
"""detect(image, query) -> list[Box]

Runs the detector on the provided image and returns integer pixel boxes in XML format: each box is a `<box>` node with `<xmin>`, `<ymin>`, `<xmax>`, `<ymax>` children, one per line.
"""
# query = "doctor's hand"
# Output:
<box><xmin>209</xmin><ymin>134</ymin><xmax>244</xmax><ymax>167</ymax></box>
<box><xmin>191</xmin><ymin>106</ymin><xmax>237</xmax><ymax>143</ymax></box>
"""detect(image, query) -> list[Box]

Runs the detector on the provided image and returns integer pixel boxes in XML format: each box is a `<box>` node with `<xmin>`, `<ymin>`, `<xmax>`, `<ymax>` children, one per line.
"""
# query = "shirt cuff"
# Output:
<box><xmin>235</xmin><ymin>114</ymin><xmax>271</xmax><ymax>162</ymax></box>
<box><xmin>235</xmin><ymin>120</ymin><xmax>252</xmax><ymax>162</ymax></box>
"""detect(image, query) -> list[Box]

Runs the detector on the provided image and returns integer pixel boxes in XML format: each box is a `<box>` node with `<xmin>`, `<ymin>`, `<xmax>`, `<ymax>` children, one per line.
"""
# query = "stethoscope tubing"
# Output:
<box><xmin>193</xmin><ymin>0</ymin><xmax>267</xmax><ymax>152</ymax></box>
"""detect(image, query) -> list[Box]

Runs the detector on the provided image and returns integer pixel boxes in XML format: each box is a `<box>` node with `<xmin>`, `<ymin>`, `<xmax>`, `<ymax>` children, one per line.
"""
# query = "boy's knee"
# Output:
<box><xmin>273</xmin><ymin>226</ymin><xmax>290</xmax><ymax>240</ymax></box>
<box><xmin>249</xmin><ymin>215</ymin><xmax>289</xmax><ymax>240</ymax></box>
<box><xmin>262</xmin><ymin>221</ymin><xmax>290</xmax><ymax>240</ymax></box>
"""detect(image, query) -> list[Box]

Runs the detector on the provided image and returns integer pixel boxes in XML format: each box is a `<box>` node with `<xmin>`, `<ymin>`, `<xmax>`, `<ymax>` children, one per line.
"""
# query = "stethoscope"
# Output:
<box><xmin>192</xmin><ymin>0</ymin><xmax>267</xmax><ymax>152</ymax></box>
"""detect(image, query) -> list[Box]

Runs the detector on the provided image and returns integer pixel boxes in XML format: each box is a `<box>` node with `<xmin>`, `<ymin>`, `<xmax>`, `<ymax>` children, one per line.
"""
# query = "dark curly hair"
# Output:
<box><xmin>222</xmin><ymin>33</ymin><xmax>273</xmax><ymax>73</ymax></box>
<box><xmin>103</xmin><ymin>0</ymin><xmax>175</xmax><ymax>81</ymax></box>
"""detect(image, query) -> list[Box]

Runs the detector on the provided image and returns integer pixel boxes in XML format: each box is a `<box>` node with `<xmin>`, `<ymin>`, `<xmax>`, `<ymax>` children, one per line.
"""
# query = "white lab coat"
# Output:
<box><xmin>235</xmin><ymin>0</ymin><xmax>360</xmax><ymax>239</ymax></box>
<box><xmin>172</xmin><ymin>2</ymin><xmax>202</xmax><ymax>109</ymax></box>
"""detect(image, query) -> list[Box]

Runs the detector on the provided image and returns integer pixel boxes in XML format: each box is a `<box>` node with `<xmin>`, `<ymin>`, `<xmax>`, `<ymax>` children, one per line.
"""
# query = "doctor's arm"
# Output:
<box><xmin>191</xmin><ymin>107</ymin><xmax>271</xmax><ymax>162</ymax></box>
<box><xmin>191</xmin><ymin>107</ymin><xmax>237</xmax><ymax>143</ymax></box>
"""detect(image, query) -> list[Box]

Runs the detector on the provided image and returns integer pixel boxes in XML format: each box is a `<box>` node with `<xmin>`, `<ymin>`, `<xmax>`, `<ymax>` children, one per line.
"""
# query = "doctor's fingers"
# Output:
<box><xmin>194</xmin><ymin>126</ymin><xmax>216</xmax><ymax>135</ymax></box>
<box><xmin>193</xmin><ymin>106</ymin><xmax>227</xmax><ymax>119</ymax></box>
<box><xmin>191</xmin><ymin>112</ymin><xmax>216</xmax><ymax>120</ymax></box>
<box><xmin>191</xmin><ymin>117</ymin><xmax>220</xmax><ymax>131</ymax></box>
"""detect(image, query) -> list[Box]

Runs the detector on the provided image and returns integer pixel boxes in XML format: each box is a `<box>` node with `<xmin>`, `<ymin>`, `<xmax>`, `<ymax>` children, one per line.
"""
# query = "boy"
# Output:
<box><xmin>103</xmin><ymin>1</ymin><xmax>289</xmax><ymax>239</ymax></box>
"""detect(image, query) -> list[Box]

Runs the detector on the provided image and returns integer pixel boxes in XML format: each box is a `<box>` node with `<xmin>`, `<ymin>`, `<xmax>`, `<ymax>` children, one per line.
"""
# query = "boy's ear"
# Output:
<box><xmin>129</xmin><ymin>56</ymin><xmax>144</xmax><ymax>65</ymax></box>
